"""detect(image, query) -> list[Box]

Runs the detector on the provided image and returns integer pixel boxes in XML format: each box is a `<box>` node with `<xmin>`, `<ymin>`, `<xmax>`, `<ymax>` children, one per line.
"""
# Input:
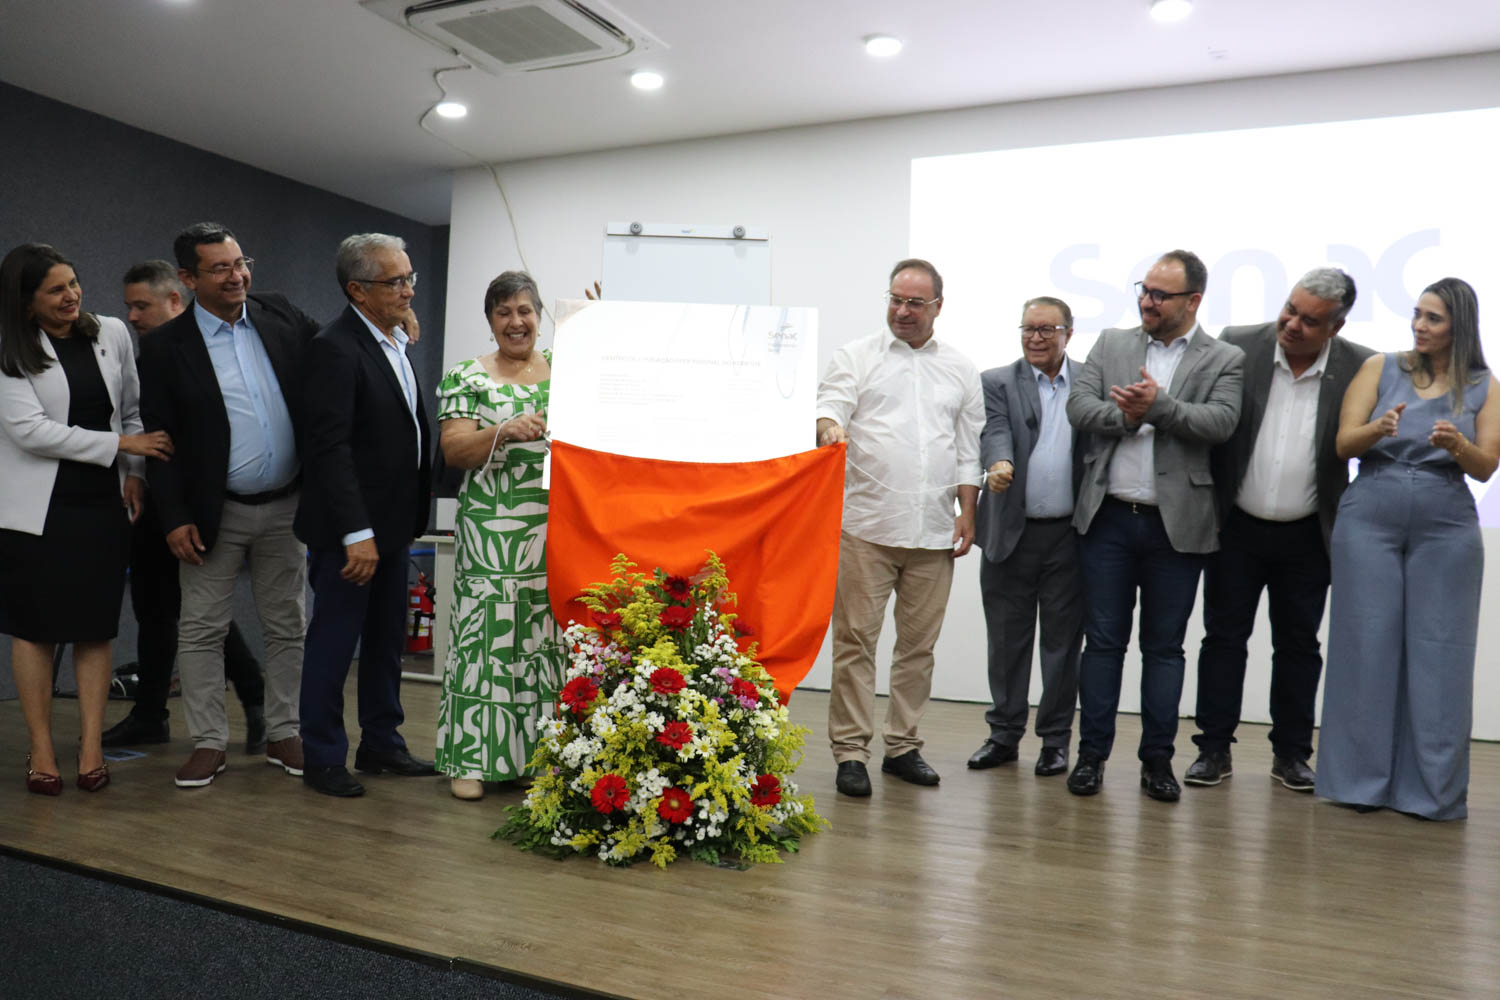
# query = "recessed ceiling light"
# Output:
<box><xmin>434</xmin><ymin>101</ymin><xmax>468</xmax><ymax>119</ymax></box>
<box><xmin>631</xmin><ymin>70</ymin><xmax>664</xmax><ymax>91</ymax></box>
<box><xmin>864</xmin><ymin>34</ymin><xmax>903</xmax><ymax>58</ymax></box>
<box><xmin>1150</xmin><ymin>0</ymin><xmax>1193</xmax><ymax>23</ymax></box>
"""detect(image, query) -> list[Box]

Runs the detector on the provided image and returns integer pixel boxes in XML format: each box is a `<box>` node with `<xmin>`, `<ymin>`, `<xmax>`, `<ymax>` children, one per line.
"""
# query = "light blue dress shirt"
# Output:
<box><xmin>194</xmin><ymin>301</ymin><xmax>298</xmax><ymax>494</ymax></box>
<box><xmin>1023</xmin><ymin>358</ymin><xmax>1074</xmax><ymax>518</ymax></box>
<box><xmin>342</xmin><ymin>308</ymin><xmax>422</xmax><ymax>547</ymax></box>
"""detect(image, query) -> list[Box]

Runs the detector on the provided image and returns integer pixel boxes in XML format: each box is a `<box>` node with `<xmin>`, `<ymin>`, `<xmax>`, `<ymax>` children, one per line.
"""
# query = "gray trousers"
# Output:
<box><xmin>979</xmin><ymin>518</ymin><xmax>1083</xmax><ymax>748</ymax></box>
<box><xmin>177</xmin><ymin>495</ymin><xmax>306</xmax><ymax>751</ymax></box>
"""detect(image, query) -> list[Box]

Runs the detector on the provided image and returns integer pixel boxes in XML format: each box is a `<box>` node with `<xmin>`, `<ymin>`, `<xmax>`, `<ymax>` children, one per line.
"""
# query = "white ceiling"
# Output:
<box><xmin>4</xmin><ymin>0</ymin><xmax>1499</xmax><ymax>225</ymax></box>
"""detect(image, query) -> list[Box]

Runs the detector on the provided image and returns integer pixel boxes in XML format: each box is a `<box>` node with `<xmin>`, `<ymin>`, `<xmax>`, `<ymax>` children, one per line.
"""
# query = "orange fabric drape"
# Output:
<box><xmin>545</xmin><ymin>440</ymin><xmax>845</xmax><ymax>697</ymax></box>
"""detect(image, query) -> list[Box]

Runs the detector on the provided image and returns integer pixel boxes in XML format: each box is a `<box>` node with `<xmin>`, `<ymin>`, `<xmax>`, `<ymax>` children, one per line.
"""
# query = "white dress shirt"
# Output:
<box><xmin>343</xmin><ymin>309</ymin><xmax>421</xmax><ymax>546</ymax></box>
<box><xmin>817</xmin><ymin>330</ymin><xmax>984</xmax><ymax>549</ymax></box>
<box><xmin>1108</xmin><ymin>327</ymin><xmax>1193</xmax><ymax>504</ymax></box>
<box><xmin>1235</xmin><ymin>340</ymin><xmax>1329</xmax><ymax>521</ymax></box>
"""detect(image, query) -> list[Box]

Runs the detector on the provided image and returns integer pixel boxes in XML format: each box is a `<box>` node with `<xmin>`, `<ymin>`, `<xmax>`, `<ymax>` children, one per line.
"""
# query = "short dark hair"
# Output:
<box><xmin>889</xmin><ymin>258</ymin><xmax>943</xmax><ymax>301</ymax></box>
<box><xmin>173</xmin><ymin>222</ymin><xmax>237</xmax><ymax>272</ymax></box>
<box><xmin>123</xmin><ymin>259</ymin><xmax>186</xmax><ymax>297</ymax></box>
<box><xmin>1021</xmin><ymin>295</ymin><xmax>1073</xmax><ymax>329</ymax></box>
<box><xmin>484</xmin><ymin>270</ymin><xmax>542</xmax><ymax>317</ymax></box>
<box><xmin>1159</xmin><ymin>249</ymin><xmax>1207</xmax><ymax>295</ymax></box>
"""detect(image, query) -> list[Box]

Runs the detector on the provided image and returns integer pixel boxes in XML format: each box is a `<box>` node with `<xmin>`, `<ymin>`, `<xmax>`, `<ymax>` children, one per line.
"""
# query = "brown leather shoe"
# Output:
<box><xmin>175</xmin><ymin>748</ymin><xmax>227</xmax><ymax>788</ymax></box>
<box><xmin>265</xmin><ymin>736</ymin><xmax>305</xmax><ymax>776</ymax></box>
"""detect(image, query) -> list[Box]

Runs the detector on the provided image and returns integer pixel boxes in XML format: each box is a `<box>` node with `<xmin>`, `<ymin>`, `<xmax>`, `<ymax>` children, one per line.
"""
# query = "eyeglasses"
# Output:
<box><xmin>197</xmin><ymin>257</ymin><xmax>254</xmax><ymax>278</ymax></box>
<box><xmin>1134</xmin><ymin>281</ymin><xmax>1193</xmax><ymax>305</ymax></box>
<box><xmin>359</xmin><ymin>272</ymin><xmax>419</xmax><ymax>291</ymax></box>
<box><xmin>1019</xmin><ymin>324</ymin><xmax>1070</xmax><ymax>340</ymax></box>
<box><xmin>885</xmin><ymin>292</ymin><xmax>941</xmax><ymax>310</ymax></box>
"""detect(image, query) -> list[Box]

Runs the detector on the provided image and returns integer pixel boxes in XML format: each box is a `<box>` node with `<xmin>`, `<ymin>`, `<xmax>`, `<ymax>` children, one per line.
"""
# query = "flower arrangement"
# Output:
<box><xmin>496</xmin><ymin>553</ymin><xmax>826</xmax><ymax>867</ymax></box>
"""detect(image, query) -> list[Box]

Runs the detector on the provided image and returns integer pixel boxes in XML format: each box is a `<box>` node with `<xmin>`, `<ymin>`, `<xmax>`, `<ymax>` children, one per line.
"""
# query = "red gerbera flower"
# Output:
<box><xmin>730</xmin><ymin>678</ymin><xmax>761</xmax><ymax>704</ymax></box>
<box><xmin>662</xmin><ymin>575</ymin><xmax>692</xmax><ymax>600</ymax></box>
<box><xmin>594</xmin><ymin>611</ymin><xmax>622</xmax><ymax>629</ymax></box>
<box><xmin>750</xmin><ymin>773</ymin><xmax>781</xmax><ymax>808</ymax></box>
<box><xmin>656</xmin><ymin>720</ymin><xmax>694</xmax><ymax>750</ymax></box>
<box><xmin>649</xmin><ymin>667</ymin><xmax>687</xmax><ymax>695</ymax></box>
<box><xmin>590</xmin><ymin>773</ymin><xmax>630</xmax><ymax>814</ymax></box>
<box><xmin>559</xmin><ymin>676</ymin><xmax>599</xmax><ymax>717</ymax></box>
<box><xmin>659</xmin><ymin>605</ymin><xmax>694</xmax><ymax>630</ymax></box>
<box><xmin>657</xmin><ymin>786</ymin><xmax>693</xmax><ymax>824</ymax></box>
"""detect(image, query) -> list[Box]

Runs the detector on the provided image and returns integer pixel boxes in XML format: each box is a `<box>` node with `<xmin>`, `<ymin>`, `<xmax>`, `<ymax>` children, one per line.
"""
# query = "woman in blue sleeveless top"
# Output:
<box><xmin>1317</xmin><ymin>278</ymin><xmax>1498</xmax><ymax>820</ymax></box>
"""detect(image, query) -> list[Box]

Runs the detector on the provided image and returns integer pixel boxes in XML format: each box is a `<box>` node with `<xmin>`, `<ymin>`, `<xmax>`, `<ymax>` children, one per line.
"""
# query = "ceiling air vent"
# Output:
<box><xmin>361</xmin><ymin>0</ymin><xmax>666</xmax><ymax>75</ymax></box>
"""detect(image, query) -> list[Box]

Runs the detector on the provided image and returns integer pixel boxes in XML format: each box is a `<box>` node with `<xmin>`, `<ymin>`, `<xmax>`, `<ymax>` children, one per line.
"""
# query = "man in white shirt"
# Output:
<box><xmin>1185</xmin><ymin>269</ymin><xmax>1372</xmax><ymax>793</ymax></box>
<box><xmin>1064</xmin><ymin>250</ymin><xmax>1244</xmax><ymax>802</ymax></box>
<box><xmin>816</xmin><ymin>258</ymin><xmax>984</xmax><ymax>796</ymax></box>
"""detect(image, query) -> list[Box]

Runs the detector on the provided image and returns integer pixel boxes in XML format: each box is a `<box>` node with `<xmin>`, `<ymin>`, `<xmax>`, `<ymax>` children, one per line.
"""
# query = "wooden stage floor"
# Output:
<box><xmin>2</xmin><ymin>680</ymin><xmax>1497</xmax><ymax>999</ymax></box>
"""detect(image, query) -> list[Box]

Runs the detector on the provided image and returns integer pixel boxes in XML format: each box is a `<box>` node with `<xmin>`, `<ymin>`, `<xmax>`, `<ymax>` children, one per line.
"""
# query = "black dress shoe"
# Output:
<box><xmin>1067</xmin><ymin>752</ymin><xmax>1105</xmax><ymax>795</ymax></box>
<box><xmin>1140</xmin><ymin>757</ymin><xmax>1181</xmax><ymax>802</ymax></box>
<box><xmin>835</xmin><ymin>760</ymin><xmax>872</xmax><ymax>797</ymax></box>
<box><xmin>242</xmin><ymin>704</ymin><xmax>267</xmax><ymax>756</ymax></box>
<box><xmin>102</xmin><ymin>714</ymin><xmax>170</xmax><ymax>748</ymax></box>
<box><xmin>1034</xmin><ymin>746</ymin><xmax>1068</xmax><ymax>776</ymax></box>
<box><xmin>1184</xmin><ymin>749</ymin><xmax>1233</xmax><ymax>786</ymax></box>
<box><xmin>967</xmin><ymin>740</ymin><xmax>1019</xmax><ymax>769</ymax></box>
<box><xmin>1270</xmin><ymin>755</ymin><xmax>1316</xmax><ymax>792</ymax></box>
<box><xmin>303</xmin><ymin>765</ymin><xmax>365</xmax><ymax>798</ymax></box>
<box><xmin>353</xmin><ymin>746</ymin><xmax>437</xmax><ymax>777</ymax></box>
<box><xmin>881</xmin><ymin>749</ymin><xmax>940</xmax><ymax>786</ymax></box>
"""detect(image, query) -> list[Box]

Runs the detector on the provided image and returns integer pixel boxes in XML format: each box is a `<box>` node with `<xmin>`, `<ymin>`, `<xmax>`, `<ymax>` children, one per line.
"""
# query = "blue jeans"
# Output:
<box><xmin>1077</xmin><ymin>498</ymin><xmax>1205</xmax><ymax>762</ymax></box>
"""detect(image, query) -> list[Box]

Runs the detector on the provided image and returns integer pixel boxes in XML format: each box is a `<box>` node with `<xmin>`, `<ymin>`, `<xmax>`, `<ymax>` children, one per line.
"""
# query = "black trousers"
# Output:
<box><xmin>1192</xmin><ymin>507</ymin><xmax>1329</xmax><ymax>761</ymax></box>
<box><xmin>127</xmin><ymin>501</ymin><xmax>264</xmax><ymax>724</ymax></box>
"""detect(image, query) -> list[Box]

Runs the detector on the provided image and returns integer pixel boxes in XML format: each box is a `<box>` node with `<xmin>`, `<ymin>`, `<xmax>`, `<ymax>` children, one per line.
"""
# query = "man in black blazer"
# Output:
<box><xmin>295</xmin><ymin>233</ymin><xmax>433</xmax><ymax>797</ymax></box>
<box><xmin>138</xmin><ymin>223</ymin><xmax>319</xmax><ymax>789</ymax></box>
<box><xmin>1185</xmin><ymin>268</ymin><xmax>1373</xmax><ymax>792</ymax></box>
<box><xmin>969</xmin><ymin>297</ymin><xmax>1087</xmax><ymax>779</ymax></box>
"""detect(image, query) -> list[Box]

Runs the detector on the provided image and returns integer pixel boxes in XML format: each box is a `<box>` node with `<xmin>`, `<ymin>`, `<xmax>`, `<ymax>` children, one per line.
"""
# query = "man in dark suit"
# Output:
<box><xmin>1185</xmin><ymin>268</ymin><xmax>1373</xmax><ymax>793</ymax></box>
<box><xmin>295</xmin><ymin>233</ymin><xmax>433</xmax><ymax>798</ymax></box>
<box><xmin>105</xmin><ymin>260</ymin><xmax>266</xmax><ymax>752</ymax></box>
<box><xmin>138</xmin><ymin>223</ymin><xmax>319</xmax><ymax>788</ymax></box>
<box><xmin>969</xmin><ymin>296</ymin><xmax>1086</xmax><ymax>778</ymax></box>
<box><xmin>1064</xmin><ymin>250</ymin><xmax>1244</xmax><ymax>802</ymax></box>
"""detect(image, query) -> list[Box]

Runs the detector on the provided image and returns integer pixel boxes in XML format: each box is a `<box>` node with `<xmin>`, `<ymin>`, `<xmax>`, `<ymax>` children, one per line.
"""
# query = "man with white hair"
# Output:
<box><xmin>1185</xmin><ymin>268</ymin><xmax>1373</xmax><ymax>793</ymax></box>
<box><xmin>295</xmin><ymin>233</ymin><xmax>433</xmax><ymax>798</ymax></box>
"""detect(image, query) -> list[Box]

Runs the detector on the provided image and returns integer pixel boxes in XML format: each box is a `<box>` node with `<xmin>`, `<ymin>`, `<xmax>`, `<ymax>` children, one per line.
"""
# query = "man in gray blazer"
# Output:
<box><xmin>1064</xmin><ymin>249</ymin><xmax>1244</xmax><ymax>802</ymax></box>
<box><xmin>1185</xmin><ymin>269</ymin><xmax>1373</xmax><ymax>793</ymax></box>
<box><xmin>969</xmin><ymin>296</ymin><xmax>1085</xmax><ymax>778</ymax></box>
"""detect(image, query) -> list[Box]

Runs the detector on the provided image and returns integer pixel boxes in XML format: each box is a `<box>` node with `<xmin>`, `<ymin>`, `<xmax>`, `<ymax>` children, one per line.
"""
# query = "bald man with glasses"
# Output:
<box><xmin>1064</xmin><ymin>249</ymin><xmax>1244</xmax><ymax>802</ymax></box>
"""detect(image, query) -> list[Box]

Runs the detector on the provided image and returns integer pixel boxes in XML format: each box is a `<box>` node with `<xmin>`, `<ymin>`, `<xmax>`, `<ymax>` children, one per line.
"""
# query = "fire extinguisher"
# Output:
<box><xmin>406</xmin><ymin>572</ymin><xmax>434</xmax><ymax>653</ymax></box>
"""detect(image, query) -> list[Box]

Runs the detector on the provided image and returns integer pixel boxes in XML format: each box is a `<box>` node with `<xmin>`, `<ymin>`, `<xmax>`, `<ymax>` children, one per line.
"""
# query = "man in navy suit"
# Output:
<box><xmin>969</xmin><ymin>297</ymin><xmax>1086</xmax><ymax>779</ymax></box>
<box><xmin>138</xmin><ymin>224</ymin><xmax>319</xmax><ymax>789</ymax></box>
<box><xmin>295</xmin><ymin>233</ymin><xmax>433</xmax><ymax>797</ymax></box>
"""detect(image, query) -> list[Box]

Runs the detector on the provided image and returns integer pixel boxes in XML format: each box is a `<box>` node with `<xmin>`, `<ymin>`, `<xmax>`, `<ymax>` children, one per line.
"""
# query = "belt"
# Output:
<box><xmin>1026</xmin><ymin>515</ymin><xmax>1072</xmax><ymax>524</ymax></box>
<box><xmin>226</xmin><ymin>476</ymin><xmax>301</xmax><ymax>506</ymax></box>
<box><xmin>1106</xmin><ymin>496</ymin><xmax>1158</xmax><ymax>514</ymax></box>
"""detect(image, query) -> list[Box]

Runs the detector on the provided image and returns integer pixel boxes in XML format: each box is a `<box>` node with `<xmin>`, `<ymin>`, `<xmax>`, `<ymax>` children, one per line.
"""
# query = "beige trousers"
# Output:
<box><xmin>827</xmin><ymin>532</ymin><xmax>955</xmax><ymax>763</ymax></box>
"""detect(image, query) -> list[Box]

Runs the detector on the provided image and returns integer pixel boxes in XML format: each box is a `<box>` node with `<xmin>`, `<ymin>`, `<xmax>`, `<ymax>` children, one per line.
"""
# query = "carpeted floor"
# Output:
<box><xmin>0</xmin><ymin>851</ymin><xmax>597</xmax><ymax>1000</ymax></box>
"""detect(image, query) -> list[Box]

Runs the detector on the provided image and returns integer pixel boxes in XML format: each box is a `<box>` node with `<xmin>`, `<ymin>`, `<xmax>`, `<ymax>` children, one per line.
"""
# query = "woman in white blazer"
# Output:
<box><xmin>0</xmin><ymin>244</ymin><xmax>172</xmax><ymax>795</ymax></box>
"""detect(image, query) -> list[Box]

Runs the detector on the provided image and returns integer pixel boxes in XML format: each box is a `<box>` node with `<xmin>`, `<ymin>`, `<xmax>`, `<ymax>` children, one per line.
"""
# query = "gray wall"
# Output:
<box><xmin>0</xmin><ymin>81</ymin><xmax>451</xmax><ymax>694</ymax></box>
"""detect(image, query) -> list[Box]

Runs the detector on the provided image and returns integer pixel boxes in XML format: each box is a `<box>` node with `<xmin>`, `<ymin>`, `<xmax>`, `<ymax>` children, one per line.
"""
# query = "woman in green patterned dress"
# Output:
<box><xmin>434</xmin><ymin>271</ymin><xmax>565</xmax><ymax>800</ymax></box>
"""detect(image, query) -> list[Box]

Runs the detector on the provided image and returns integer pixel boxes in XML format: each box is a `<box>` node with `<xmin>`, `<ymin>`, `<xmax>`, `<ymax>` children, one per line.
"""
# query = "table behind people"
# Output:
<box><xmin>137</xmin><ymin>222</ymin><xmax>319</xmax><ymax>790</ymax></box>
<box><xmin>295</xmin><ymin>232</ymin><xmax>434</xmax><ymax>799</ymax></box>
<box><xmin>0</xmin><ymin>242</ymin><xmax>171</xmax><ymax>795</ymax></box>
